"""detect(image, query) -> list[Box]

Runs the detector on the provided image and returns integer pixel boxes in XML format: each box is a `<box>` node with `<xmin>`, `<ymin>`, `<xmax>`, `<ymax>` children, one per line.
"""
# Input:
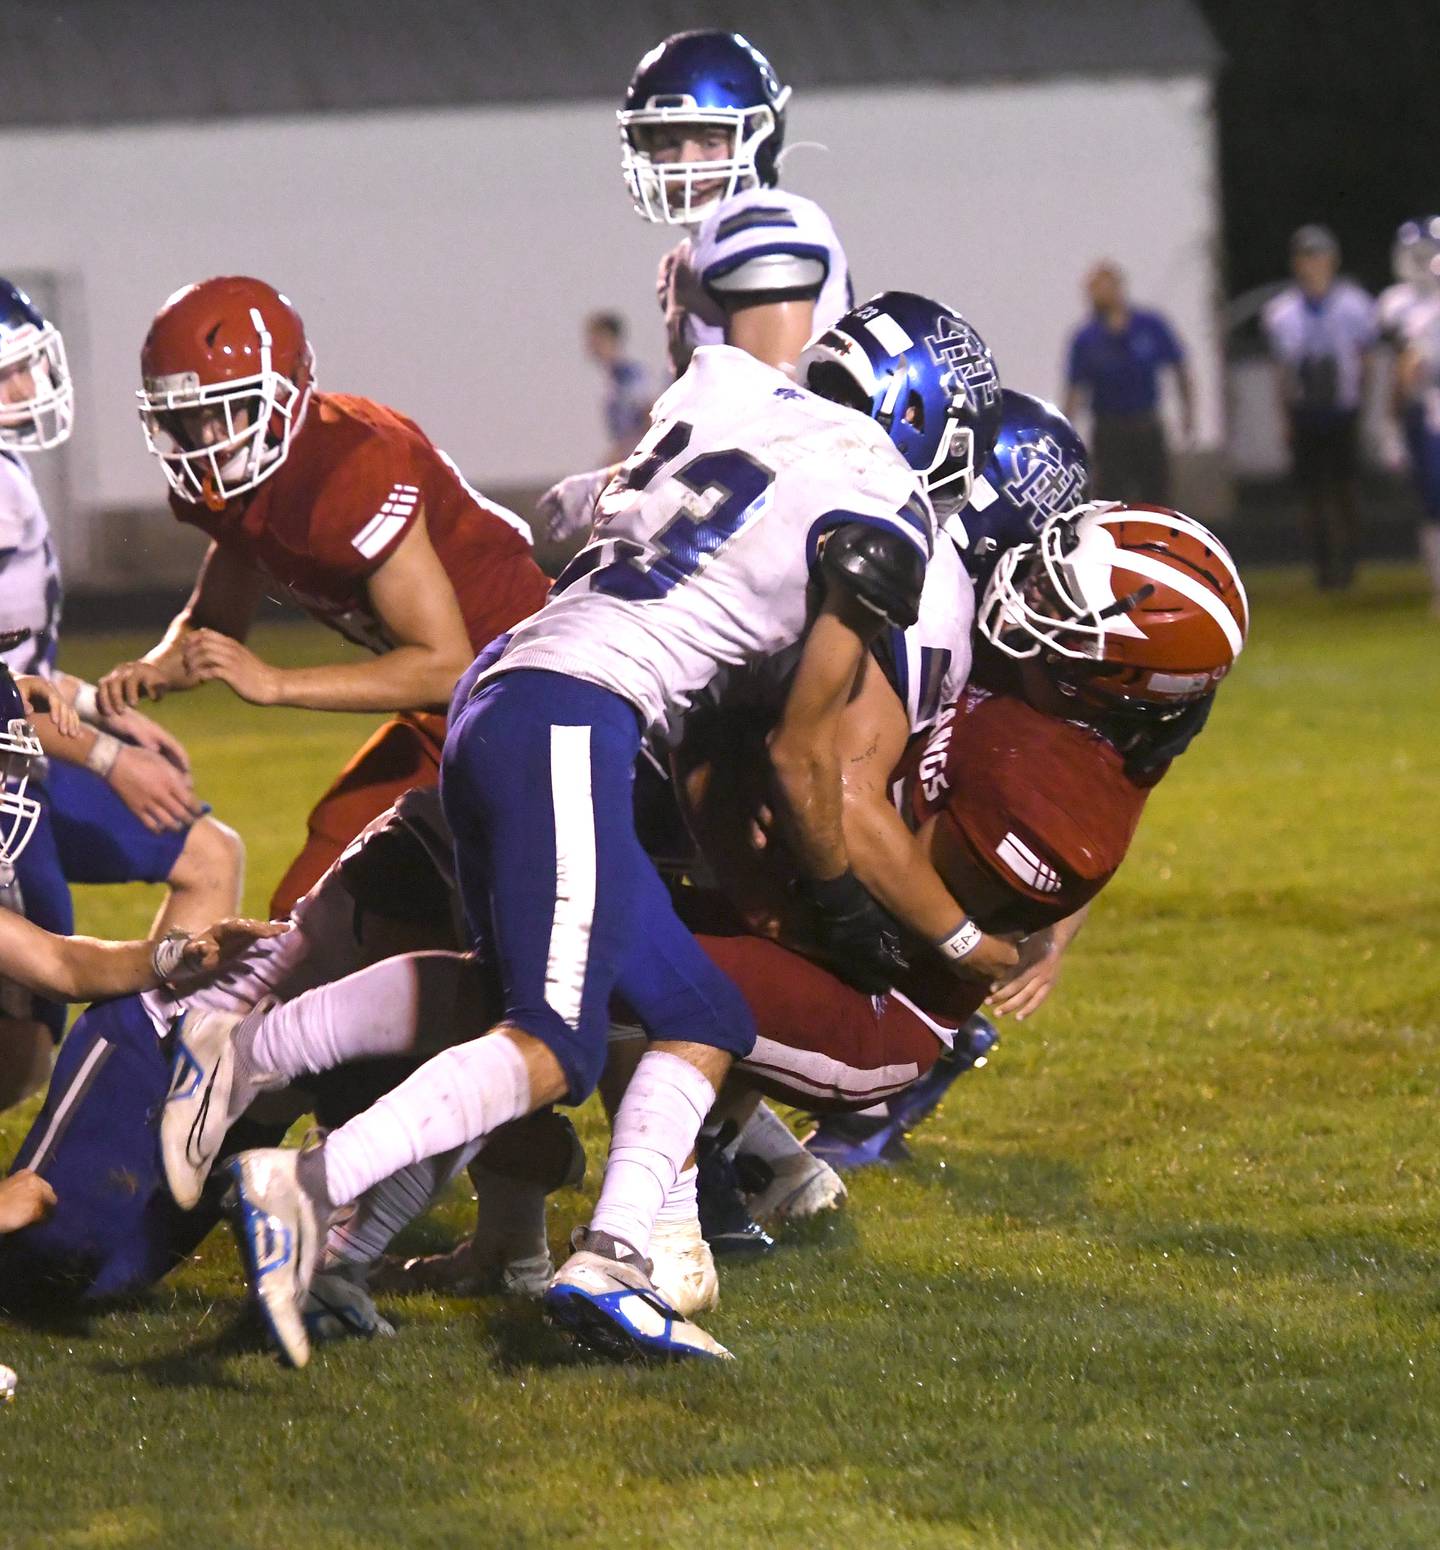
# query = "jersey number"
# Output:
<box><xmin>554</xmin><ymin>422</ymin><xmax>774</xmax><ymax>603</ymax></box>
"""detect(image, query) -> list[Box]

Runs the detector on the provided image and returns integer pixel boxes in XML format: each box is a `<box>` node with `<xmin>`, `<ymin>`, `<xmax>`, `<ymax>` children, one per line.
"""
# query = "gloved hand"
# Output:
<box><xmin>302</xmin><ymin>1265</ymin><xmax>397</xmax><ymax>1344</ymax></box>
<box><xmin>535</xmin><ymin>466</ymin><xmax>612</xmax><ymax>545</ymax></box>
<box><xmin>795</xmin><ymin>869</ymin><xmax>908</xmax><ymax>995</ymax></box>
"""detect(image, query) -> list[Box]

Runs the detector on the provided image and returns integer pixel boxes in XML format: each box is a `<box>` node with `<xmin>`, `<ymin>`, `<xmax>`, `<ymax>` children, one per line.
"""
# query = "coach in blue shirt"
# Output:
<box><xmin>1064</xmin><ymin>261</ymin><xmax>1194</xmax><ymax>505</ymax></box>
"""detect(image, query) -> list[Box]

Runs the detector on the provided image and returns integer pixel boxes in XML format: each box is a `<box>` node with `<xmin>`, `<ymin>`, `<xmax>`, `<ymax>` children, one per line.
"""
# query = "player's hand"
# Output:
<box><xmin>17</xmin><ymin>675</ymin><xmax>81</xmax><ymax>739</ymax></box>
<box><xmin>986</xmin><ymin>930</ymin><xmax>1065</xmax><ymax>1021</ymax></box>
<box><xmin>108</xmin><ymin>744</ymin><xmax>203</xmax><ymax>833</ymax></box>
<box><xmin>949</xmin><ymin>929</ymin><xmax>1021</xmax><ymax>984</ymax></box>
<box><xmin>180</xmin><ymin>629</ymin><xmax>282</xmax><ymax>706</ymax></box>
<box><xmin>181</xmin><ymin>916</ymin><xmax>291</xmax><ymax>974</ymax></box>
<box><xmin>535</xmin><ymin>467</ymin><xmax>610</xmax><ymax>545</ymax></box>
<box><xmin>98</xmin><ymin>703</ymin><xmax>191</xmax><ymax>774</ymax></box>
<box><xmin>796</xmin><ymin>869</ymin><xmax>908</xmax><ymax>995</ymax></box>
<box><xmin>97</xmin><ymin>660</ymin><xmax>174</xmax><ymax>715</ymax></box>
<box><xmin>0</xmin><ymin>1170</ymin><xmax>57</xmax><ymax>1234</ymax></box>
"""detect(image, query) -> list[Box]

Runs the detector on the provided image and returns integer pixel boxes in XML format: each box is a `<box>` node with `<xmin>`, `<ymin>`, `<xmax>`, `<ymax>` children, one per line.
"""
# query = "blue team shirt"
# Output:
<box><xmin>604</xmin><ymin>358</ymin><xmax>655</xmax><ymax>448</ymax></box>
<box><xmin>1066</xmin><ymin>308</ymin><xmax>1185</xmax><ymax>416</ymax></box>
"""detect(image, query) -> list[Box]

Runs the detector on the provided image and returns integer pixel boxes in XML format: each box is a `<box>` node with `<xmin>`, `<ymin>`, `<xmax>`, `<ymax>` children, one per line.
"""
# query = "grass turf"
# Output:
<box><xmin>1</xmin><ymin>565</ymin><xmax>1437</xmax><ymax>1548</ymax></box>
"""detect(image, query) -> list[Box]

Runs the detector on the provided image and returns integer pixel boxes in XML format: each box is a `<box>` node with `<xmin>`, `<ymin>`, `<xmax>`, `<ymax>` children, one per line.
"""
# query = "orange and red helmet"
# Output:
<box><xmin>137</xmin><ymin>276</ymin><xmax>315</xmax><ymax>510</ymax></box>
<box><xmin>977</xmin><ymin>501</ymin><xmax>1249</xmax><ymax>716</ymax></box>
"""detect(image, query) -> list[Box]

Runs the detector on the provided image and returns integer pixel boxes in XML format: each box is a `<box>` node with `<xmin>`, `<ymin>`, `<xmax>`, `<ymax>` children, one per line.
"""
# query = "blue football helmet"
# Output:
<box><xmin>0</xmin><ymin>644</ymin><xmax>43</xmax><ymax>876</ymax></box>
<box><xmin>0</xmin><ymin>280</ymin><xmax>73</xmax><ymax>452</ymax></box>
<box><xmin>1392</xmin><ymin>216</ymin><xmax>1440</xmax><ymax>288</ymax></box>
<box><xmin>619</xmin><ymin>30</ymin><xmax>791</xmax><ymax>226</ymax></box>
<box><xmin>947</xmin><ymin>389</ymin><xmax>1089</xmax><ymax>581</ymax></box>
<box><xmin>798</xmin><ymin>291</ymin><xmax>1003</xmax><ymax>507</ymax></box>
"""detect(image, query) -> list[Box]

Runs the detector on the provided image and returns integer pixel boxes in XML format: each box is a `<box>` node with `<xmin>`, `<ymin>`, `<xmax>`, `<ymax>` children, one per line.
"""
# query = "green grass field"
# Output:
<box><xmin>2</xmin><ymin>566</ymin><xmax>1437</xmax><ymax>1549</ymax></box>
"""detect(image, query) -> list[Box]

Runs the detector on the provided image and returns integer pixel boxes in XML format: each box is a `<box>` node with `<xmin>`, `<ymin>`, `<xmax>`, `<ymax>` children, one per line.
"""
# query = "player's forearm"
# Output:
<box><xmin>1049</xmin><ymin>903</ymin><xmax>1090</xmax><ymax>952</ymax></box>
<box><xmin>767</xmin><ymin>737</ymin><xmax>848</xmax><ymax>880</ymax></box>
<box><xmin>30</xmin><ymin>708</ymin><xmax>111</xmax><ymax>772</ymax></box>
<box><xmin>140</xmin><ymin>621</ymin><xmax>198</xmax><ymax>686</ymax></box>
<box><xmin>268</xmin><ymin>645</ymin><xmax>469</xmax><ymax>713</ymax></box>
<box><xmin>12</xmin><ymin>932</ymin><xmax>158</xmax><ymax>1003</ymax></box>
<box><xmin>843</xmin><ymin>794</ymin><xmax>971</xmax><ymax>943</ymax></box>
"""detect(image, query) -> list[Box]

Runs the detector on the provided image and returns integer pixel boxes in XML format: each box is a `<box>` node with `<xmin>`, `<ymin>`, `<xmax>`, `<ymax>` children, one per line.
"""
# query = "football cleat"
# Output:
<box><xmin>648</xmin><ymin>1214</ymin><xmax>719</xmax><ymax>1316</ymax></box>
<box><xmin>740</xmin><ymin>1148</ymin><xmax>848</xmax><ymax>1224</ymax></box>
<box><xmin>543</xmin><ymin>1228</ymin><xmax>732</xmax><ymax>1361</ymax></box>
<box><xmin>696</xmin><ymin>1126</ymin><xmax>775</xmax><ymax>1257</ymax></box>
<box><xmin>303</xmin><ymin>1264</ymin><xmax>397</xmax><ymax>1344</ymax></box>
<box><xmin>226</xmin><ymin>1147</ymin><xmax>328</xmax><ymax>1369</ymax></box>
<box><xmin>805</xmin><ymin>1015</ymin><xmax>999</xmax><ymax>1171</ymax></box>
<box><xmin>161</xmin><ymin>1008</ymin><xmax>245</xmax><ymax>1210</ymax></box>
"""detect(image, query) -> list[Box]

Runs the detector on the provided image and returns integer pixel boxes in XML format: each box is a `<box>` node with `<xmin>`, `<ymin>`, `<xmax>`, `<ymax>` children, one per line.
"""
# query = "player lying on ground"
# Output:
<box><xmin>148</xmin><ymin>501</ymin><xmax>1248</xmax><ymax>1335</ymax></box>
<box><xmin>182</xmin><ymin>291</ymin><xmax>1000</xmax><ymax>1369</ymax></box>
<box><xmin>98</xmin><ymin>276</ymin><xmax>549</xmax><ymax>917</ymax></box>
<box><xmin>0</xmin><ymin>282</ymin><xmax>244</xmax><ymax>1100</ymax></box>
<box><xmin>540</xmin><ymin>29</ymin><xmax>852</xmax><ymax>546</ymax></box>
<box><xmin>0</xmin><ymin>789</ymin><xmax>576</xmax><ymax>1315</ymax></box>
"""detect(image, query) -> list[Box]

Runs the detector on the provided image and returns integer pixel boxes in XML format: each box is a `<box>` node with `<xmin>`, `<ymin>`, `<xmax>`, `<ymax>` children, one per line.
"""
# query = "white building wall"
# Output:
<box><xmin>0</xmin><ymin>73</ymin><xmax>1218</xmax><ymax>584</ymax></box>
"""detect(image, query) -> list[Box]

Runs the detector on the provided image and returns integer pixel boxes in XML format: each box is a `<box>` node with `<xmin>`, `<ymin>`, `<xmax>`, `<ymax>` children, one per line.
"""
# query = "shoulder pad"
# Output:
<box><xmin>821</xmin><ymin>522</ymin><xmax>926</xmax><ymax>630</ymax></box>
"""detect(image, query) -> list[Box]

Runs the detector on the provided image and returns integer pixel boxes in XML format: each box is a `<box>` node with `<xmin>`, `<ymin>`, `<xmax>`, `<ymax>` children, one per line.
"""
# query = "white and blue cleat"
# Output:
<box><xmin>226</xmin><ymin>1147</ymin><xmax>327</xmax><ymax>1369</ymax></box>
<box><xmin>162</xmin><ymin>1008</ymin><xmax>245</xmax><ymax>1210</ymax></box>
<box><xmin>543</xmin><ymin>1229</ymin><xmax>732</xmax><ymax>1362</ymax></box>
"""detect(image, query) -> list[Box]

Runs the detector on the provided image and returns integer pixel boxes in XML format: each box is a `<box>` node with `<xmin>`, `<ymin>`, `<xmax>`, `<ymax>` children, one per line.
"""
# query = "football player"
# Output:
<box><xmin>97</xmin><ymin>276</ymin><xmax>550</xmax><ymax>916</ymax></box>
<box><xmin>805</xmin><ymin>387</ymin><xmax>1093</xmax><ymax>1169</ymax></box>
<box><xmin>171</xmin><ymin>292</ymin><xmax>1001</xmax><ymax>1367</ymax></box>
<box><xmin>0</xmin><ymin>282</ymin><xmax>245</xmax><ymax>1102</ymax></box>
<box><xmin>539</xmin><ymin>29</ymin><xmax>851</xmax><ymax>546</ymax></box>
<box><xmin>1382</xmin><ymin>223</ymin><xmax>1440</xmax><ymax>613</ymax></box>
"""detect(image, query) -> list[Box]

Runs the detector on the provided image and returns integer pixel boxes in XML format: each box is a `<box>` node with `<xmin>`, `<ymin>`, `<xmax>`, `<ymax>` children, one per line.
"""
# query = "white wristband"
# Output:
<box><xmin>84</xmin><ymin>731</ymin><xmax>122</xmax><ymax>779</ymax></box>
<box><xmin>151</xmin><ymin>930</ymin><xmax>190</xmax><ymax>987</ymax></box>
<box><xmin>935</xmin><ymin>919</ymin><xmax>983</xmax><ymax>962</ymax></box>
<box><xmin>73</xmin><ymin>682</ymin><xmax>100</xmax><ymax>723</ymax></box>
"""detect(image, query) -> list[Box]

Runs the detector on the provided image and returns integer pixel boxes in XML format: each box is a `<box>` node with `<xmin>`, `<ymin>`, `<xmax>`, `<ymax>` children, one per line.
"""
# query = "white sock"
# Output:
<box><xmin>590</xmin><ymin>1050</ymin><xmax>716</xmax><ymax>1256</ymax></box>
<box><xmin>240</xmin><ymin>951</ymin><xmax>475</xmax><ymax>1089</ymax></box>
<box><xmin>320</xmin><ymin>1032</ymin><xmax>531</xmax><ymax>1210</ymax></box>
<box><xmin>738</xmin><ymin>1102</ymin><xmax>807</xmax><ymax>1167</ymax></box>
<box><xmin>654</xmin><ymin>1164</ymin><xmax>698</xmax><ymax>1227</ymax></box>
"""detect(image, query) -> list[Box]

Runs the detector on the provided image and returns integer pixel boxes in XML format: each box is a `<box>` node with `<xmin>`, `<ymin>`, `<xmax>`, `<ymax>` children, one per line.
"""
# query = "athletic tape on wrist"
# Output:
<box><xmin>151</xmin><ymin>929</ymin><xmax>191</xmax><ymax>987</ymax></box>
<box><xmin>84</xmin><ymin>731</ymin><xmax>121</xmax><ymax>779</ymax></box>
<box><xmin>935</xmin><ymin>919</ymin><xmax>983</xmax><ymax>962</ymax></box>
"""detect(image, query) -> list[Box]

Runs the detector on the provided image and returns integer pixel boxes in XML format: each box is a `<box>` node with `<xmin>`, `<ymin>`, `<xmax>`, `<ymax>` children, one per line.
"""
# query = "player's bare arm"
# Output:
<box><xmin>837</xmin><ymin>664</ymin><xmax>1018</xmax><ymax>981</ymax></box>
<box><xmin>987</xmin><ymin>904</ymin><xmax>1090</xmax><ymax>1021</ymax></box>
<box><xmin>181</xmin><ymin>515</ymin><xmax>472</xmax><ymax>712</ymax></box>
<box><xmin>97</xmin><ymin>540</ymin><xmax>266</xmax><ymax>713</ymax></box>
<box><xmin>725</xmin><ymin>297</ymin><xmax>816</xmax><ymax>375</ymax></box>
<box><xmin>0</xmin><ymin>907</ymin><xmax>286</xmax><ymax>1004</ymax></box>
<box><xmin>767</xmin><ymin>580</ymin><xmax>879</xmax><ymax>880</ymax></box>
<box><xmin>0</xmin><ymin>1170</ymin><xmax>55</xmax><ymax>1235</ymax></box>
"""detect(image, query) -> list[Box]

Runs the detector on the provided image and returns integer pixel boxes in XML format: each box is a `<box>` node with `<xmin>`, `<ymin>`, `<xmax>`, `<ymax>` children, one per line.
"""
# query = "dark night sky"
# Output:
<box><xmin>1200</xmin><ymin>0</ymin><xmax>1440</xmax><ymax>297</ymax></box>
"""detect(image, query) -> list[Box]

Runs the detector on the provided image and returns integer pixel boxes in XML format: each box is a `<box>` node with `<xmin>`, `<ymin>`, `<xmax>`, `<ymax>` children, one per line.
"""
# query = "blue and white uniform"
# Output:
<box><xmin>447</xmin><ymin>345</ymin><xmax>933</xmax><ymax>1099</ymax></box>
<box><xmin>659</xmin><ymin>186</ymin><xmax>851</xmax><ymax>376</ymax></box>
<box><xmin>0</xmin><ymin>455</ymin><xmax>192</xmax><ymax>1038</ymax></box>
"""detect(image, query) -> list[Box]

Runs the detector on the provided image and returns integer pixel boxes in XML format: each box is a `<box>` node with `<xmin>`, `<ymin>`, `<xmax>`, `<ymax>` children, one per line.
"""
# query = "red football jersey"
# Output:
<box><xmin>170</xmin><ymin>391</ymin><xmax>549</xmax><ymax>653</ymax></box>
<box><xmin>896</xmin><ymin>683</ymin><xmax>1158</xmax><ymax>1023</ymax></box>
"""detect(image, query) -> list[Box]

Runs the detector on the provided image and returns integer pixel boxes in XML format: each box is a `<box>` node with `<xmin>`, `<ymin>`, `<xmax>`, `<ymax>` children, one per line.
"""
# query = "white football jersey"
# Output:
<box><xmin>487</xmin><ymin>346</ymin><xmax>933</xmax><ymax>741</ymax></box>
<box><xmin>657</xmin><ymin>186</ymin><xmax>851</xmax><ymax>376</ymax></box>
<box><xmin>0</xmin><ymin>452</ymin><xmax>63</xmax><ymax>678</ymax></box>
<box><xmin>1377</xmin><ymin>281</ymin><xmax>1440</xmax><ymax>350</ymax></box>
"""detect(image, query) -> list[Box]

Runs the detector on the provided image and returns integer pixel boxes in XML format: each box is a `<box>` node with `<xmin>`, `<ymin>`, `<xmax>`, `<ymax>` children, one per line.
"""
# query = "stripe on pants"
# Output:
<box><xmin>545</xmin><ymin>724</ymin><xmax>597</xmax><ymax>1029</ymax></box>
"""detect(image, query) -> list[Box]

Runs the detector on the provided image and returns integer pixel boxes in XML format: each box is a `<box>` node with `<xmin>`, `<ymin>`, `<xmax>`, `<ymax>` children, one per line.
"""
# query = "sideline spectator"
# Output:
<box><xmin>585</xmin><ymin>312</ymin><xmax>656</xmax><ymax>465</ymax></box>
<box><xmin>1063</xmin><ymin>261</ymin><xmax>1193</xmax><ymax>504</ymax></box>
<box><xmin>1262</xmin><ymin>226</ymin><xmax>1378</xmax><ymax>590</ymax></box>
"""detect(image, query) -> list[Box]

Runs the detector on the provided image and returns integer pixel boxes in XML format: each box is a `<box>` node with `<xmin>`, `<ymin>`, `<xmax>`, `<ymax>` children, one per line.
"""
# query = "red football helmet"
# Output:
<box><xmin>137</xmin><ymin>276</ymin><xmax>315</xmax><ymax>510</ymax></box>
<box><xmin>977</xmin><ymin>501</ymin><xmax>1250</xmax><ymax>714</ymax></box>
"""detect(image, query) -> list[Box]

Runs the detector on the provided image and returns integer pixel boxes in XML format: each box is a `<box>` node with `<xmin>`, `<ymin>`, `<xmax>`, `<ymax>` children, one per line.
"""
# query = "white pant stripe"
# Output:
<box><xmin>544</xmin><ymin>724</ymin><xmax>597</xmax><ymax>1030</ymax></box>
<box><xmin>741</xmin><ymin>1035</ymin><xmax>921</xmax><ymax>1105</ymax></box>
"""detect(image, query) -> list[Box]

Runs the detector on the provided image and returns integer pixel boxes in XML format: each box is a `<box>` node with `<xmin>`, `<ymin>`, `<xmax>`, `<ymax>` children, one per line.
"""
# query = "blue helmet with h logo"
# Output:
<box><xmin>947</xmin><ymin>389</ymin><xmax>1089</xmax><ymax>582</ymax></box>
<box><xmin>0</xmin><ymin>280</ymin><xmax>73</xmax><ymax>452</ymax></box>
<box><xmin>799</xmin><ymin>291</ymin><xmax>1002</xmax><ymax>508</ymax></box>
<box><xmin>619</xmin><ymin>30</ymin><xmax>791</xmax><ymax>226</ymax></box>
